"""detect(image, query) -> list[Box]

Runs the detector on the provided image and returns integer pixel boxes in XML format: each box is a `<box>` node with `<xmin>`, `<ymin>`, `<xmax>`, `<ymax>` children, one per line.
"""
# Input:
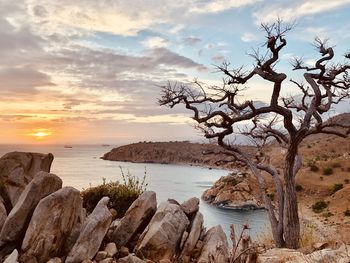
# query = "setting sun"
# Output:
<box><xmin>27</xmin><ymin>130</ymin><xmax>52</xmax><ymax>140</ymax></box>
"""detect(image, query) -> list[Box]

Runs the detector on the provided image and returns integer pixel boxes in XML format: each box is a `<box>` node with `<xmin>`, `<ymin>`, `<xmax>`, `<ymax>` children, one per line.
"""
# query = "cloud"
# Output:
<box><xmin>211</xmin><ymin>54</ymin><xmax>225</xmax><ymax>64</ymax></box>
<box><xmin>141</xmin><ymin>36</ymin><xmax>168</xmax><ymax>48</ymax></box>
<box><xmin>190</xmin><ymin>0</ymin><xmax>262</xmax><ymax>14</ymax></box>
<box><xmin>183</xmin><ymin>36</ymin><xmax>201</xmax><ymax>46</ymax></box>
<box><xmin>254</xmin><ymin>0</ymin><xmax>350</xmax><ymax>24</ymax></box>
<box><xmin>241</xmin><ymin>32</ymin><xmax>257</xmax><ymax>42</ymax></box>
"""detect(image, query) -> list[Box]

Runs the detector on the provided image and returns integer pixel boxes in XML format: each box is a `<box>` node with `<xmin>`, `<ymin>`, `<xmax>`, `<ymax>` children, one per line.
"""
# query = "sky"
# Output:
<box><xmin>0</xmin><ymin>0</ymin><xmax>350</xmax><ymax>144</ymax></box>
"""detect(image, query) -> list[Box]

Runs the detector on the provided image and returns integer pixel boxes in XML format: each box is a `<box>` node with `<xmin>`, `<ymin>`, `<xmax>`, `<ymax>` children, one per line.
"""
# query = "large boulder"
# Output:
<box><xmin>197</xmin><ymin>225</ymin><xmax>229</xmax><ymax>263</ymax></box>
<box><xmin>20</xmin><ymin>187</ymin><xmax>83</xmax><ymax>263</ymax></box>
<box><xmin>135</xmin><ymin>201</ymin><xmax>190</xmax><ymax>261</ymax></box>
<box><xmin>0</xmin><ymin>172</ymin><xmax>62</xmax><ymax>247</ymax></box>
<box><xmin>257</xmin><ymin>248</ymin><xmax>308</xmax><ymax>263</ymax></box>
<box><xmin>65</xmin><ymin>197</ymin><xmax>112</xmax><ymax>263</ymax></box>
<box><xmin>111</xmin><ymin>191</ymin><xmax>157</xmax><ymax>249</ymax></box>
<box><xmin>180</xmin><ymin>197</ymin><xmax>199</xmax><ymax>216</ymax></box>
<box><xmin>3</xmin><ymin>249</ymin><xmax>18</xmax><ymax>263</ymax></box>
<box><xmin>179</xmin><ymin>212</ymin><xmax>203</xmax><ymax>260</ymax></box>
<box><xmin>118</xmin><ymin>255</ymin><xmax>145</xmax><ymax>263</ymax></box>
<box><xmin>0</xmin><ymin>152</ymin><xmax>53</xmax><ymax>208</ymax></box>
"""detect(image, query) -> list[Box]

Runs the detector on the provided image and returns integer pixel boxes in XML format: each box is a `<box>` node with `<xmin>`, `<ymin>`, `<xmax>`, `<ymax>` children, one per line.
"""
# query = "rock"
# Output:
<box><xmin>66</xmin><ymin>197</ymin><xmax>112</xmax><ymax>263</ymax></box>
<box><xmin>111</xmin><ymin>191</ymin><xmax>157</xmax><ymax>249</ymax></box>
<box><xmin>119</xmin><ymin>246</ymin><xmax>129</xmax><ymax>258</ymax></box>
<box><xmin>179</xmin><ymin>231</ymin><xmax>189</xmax><ymax>250</ymax></box>
<box><xmin>46</xmin><ymin>258</ymin><xmax>62</xmax><ymax>263</ymax></box>
<box><xmin>234</xmin><ymin>181</ymin><xmax>251</xmax><ymax>193</ymax></box>
<box><xmin>0</xmin><ymin>152</ymin><xmax>53</xmax><ymax>208</ymax></box>
<box><xmin>180</xmin><ymin>212</ymin><xmax>204</xmax><ymax>259</ymax></box>
<box><xmin>118</xmin><ymin>255</ymin><xmax>145</xmax><ymax>263</ymax></box>
<box><xmin>95</xmin><ymin>251</ymin><xmax>108</xmax><ymax>261</ymax></box>
<box><xmin>0</xmin><ymin>172</ymin><xmax>62</xmax><ymax>247</ymax></box>
<box><xmin>99</xmin><ymin>258</ymin><xmax>115</xmax><ymax>263</ymax></box>
<box><xmin>197</xmin><ymin>225</ymin><xmax>229</xmax><ymax>263</ymax></box>
<box><xmin>3</xmin><ymin>249</ymin><xmax>18</xmax><ymax>263</ymax></box>
<box><xmin>159</xmin><ymin>260</ymin><xmax>172</xmax><ymax>263</ymax></box>
<box><xmin>180</xmin><ymin>197</ymin><xmax>199</xmax><ymax>216</ymax></box>
<box><xmin>136</xmin><ymin>201</ymin><xmax>190</xmax><ymax>261</ymax></box>
<box><xmin>20</xmin><ymin>187</ymin><xmax>83</xmax><ymax>263</ymax></box>
<box><xmin>307</xmin><ymin>244</ymin><xmax>350</xmax><ymax>262</ymax></box>
<box><xmin>82</xmin><ymin>260</ymin><xmax>94</xmax><ymax>263</ymax></box>
<box><xmin>104</xmin><ymin>242</ymin><xmax>118</xmax><ymax>257</ymax></box>
<box><xmin>312</xmin><ymin>242</ymin><xmax>329</xmax><ymax>250</ymax></box>
<box><xmin>257</xmin><ymin>248</ymin><xmax>307</xmax><ymax>263</ymax></box>
<box><xmin>0</xmin><ymin>197</ymin><xmax>7</xmax><ymax>233</ymax></box>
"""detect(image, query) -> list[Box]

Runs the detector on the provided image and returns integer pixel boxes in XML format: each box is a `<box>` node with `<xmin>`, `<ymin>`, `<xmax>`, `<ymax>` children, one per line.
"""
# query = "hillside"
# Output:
<box><xmin>102</xmin><ymin>141</ymin><xmax>253</xmax><ymax>169</ymax></box>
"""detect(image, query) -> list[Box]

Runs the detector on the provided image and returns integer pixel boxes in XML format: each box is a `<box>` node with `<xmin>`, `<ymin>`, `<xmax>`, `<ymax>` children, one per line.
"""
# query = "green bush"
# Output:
<box><xmin>322</xmin><ymin>212</ymin><xmax>333</xmax><ymax>218</ymax></box>
<box><xmin>323</xmin><ymin>167</ymin><xmax>333</xmax><ymax>176</ymax></box>
<box><xmin>329</xmin><ymin>183</ymin><xmax>343</xmax><ymax>195</ymax></box>
<box><xmin>81</xmin><ymin>167</ymin><xmax>147</xmax><ymax>217</ymax></box>
<box><xmin>307</xmin><ymin>161</ymin><xmax>319</xmax><ymax>172</ymax></box>
<box><xmin>312</xmin><ymin>200</ymin><xmax>328</xmax><ymax>213</ymax></box>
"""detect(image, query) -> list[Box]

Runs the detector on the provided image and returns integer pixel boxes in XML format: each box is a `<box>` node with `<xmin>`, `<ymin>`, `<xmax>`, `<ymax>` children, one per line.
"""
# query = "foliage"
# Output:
<box><xmin>328</xmin><ymin>183</ymin><xmax>343</xmax><ymax>195</ymax></box>
<box><xmin>323</xmin><ymin>167</ymin><xmax>333</xmax><ymax>176</ymax></box>
<box><xmin>322</xmin><ymin>211</ymin><xmax>334</xmax><ymax>218</ymax></box>
<box><xmin>312</xmin><ymin>200</ymin><xmax>328</xmax><ymax>213</ymax></box>
<box><xmin>308</xmin><ymin>161</ymin><xmax>319</xmax><ymax>172</ymax></box>
<box><xmin>81</xmin><ymin>166</ymin><xmax>147</xmax><ymax>217</ymax></box>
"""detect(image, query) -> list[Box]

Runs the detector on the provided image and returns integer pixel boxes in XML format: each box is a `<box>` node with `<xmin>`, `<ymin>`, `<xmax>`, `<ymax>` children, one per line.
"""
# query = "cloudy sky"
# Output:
<box><xmin>1</xmin><ymin>0</ymin><xmax>350</xmax><ymax>144</ymax></box>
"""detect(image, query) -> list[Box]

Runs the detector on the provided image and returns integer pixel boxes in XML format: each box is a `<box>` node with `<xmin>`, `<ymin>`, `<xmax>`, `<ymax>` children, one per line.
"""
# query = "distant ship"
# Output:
<box><xmin>64</xmin><ymin>145</ymin><xmax>73</xmax><ymax>148</ymax></box>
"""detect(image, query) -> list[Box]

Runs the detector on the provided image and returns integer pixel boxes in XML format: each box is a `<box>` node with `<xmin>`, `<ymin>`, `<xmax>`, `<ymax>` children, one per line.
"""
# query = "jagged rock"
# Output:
<box><xmin>159</xmin><ymin>260</ymin><xmax>171</xmax><ymax>263</ymax></box>
<box><xmin>20</xmin><ymin>187</ymin><xmax>83</xmax><ymax>263</ymax></box>
<box><xmin>179</xmin><ymin>231</ymin><xmax>189</xmax><ymax>250</ymax></box>
<box><xmin>180</xmin><ymin>197</ymin><xmax>199</xmax><ymax>216</ymax></box>
<box><xmin>119</xmin><ymin>246</ymin><xmax>129</xmax><ymax>258</ymax></box>
<box><xmin>99</xmin><ymin>258</ymin><xmax>114</xmax><ymax>263</ymax></box>
<box><xmin>3</xmin><ymin>249</ymin><xmax>18</xmax><ymax>263</ymax></box>
<box><xmin>197</xmin><ymin>225</ymin><xmax>229</xmax><ymax>263</ymax></box>
<box><xmin>118</xmin><ymin>255</ymin><xmax>145</xmax><ymax>263</ymax></box>
<box><xmin>112</xmin><ymin>191</ymin><xmax>157</xmax><ymax>249</ymax></box>
<box><xmin>66</xmin><ymin>197</ymin><xmax>112</xmax><ymax>263</ymax></box>
<box><xmin>0</xmin><ymin>152</ymin><xmax>53</xmax><ymax>208</ymax></box>
<box><xmin>0</xmin><ymin>172</ymin><xmax>62</xmax><ymax>247</ymax></box>
<box><xmin>307</xmin><ymin>244</ymin><xmax>350</xmax><ymax>263</ymax></box>
<box><xmin>257</xmin><ymin>248</ymin><xmax>307</xmax><ymax>263</ymax></box>
<box><xmin>46</xmin><ymin>258</ymin><xmax>61</xmax><ymax>263</ymax></box>
<box><xmin>82</xmin><ymin>260</ymin><xmax>93</xmax><ymax>263</ymax></box>
<box><xmin>95</xmin><ymin>251</ymin><xmax>108</xmax><ymax>261</ymax></box>
<box><xmin>180</xmin><ymin>212</ymin><xmax>204</xmax><ymax>259</ymax></box>
<box><xmin>0</xmin><ymin>197</ymin><xmax>7</xmax><ymax>233</ymax></box>
<box><xmin>104</xmin><ymin>243</ymin><xmax>117</xmax><ymax>257</ymax></box>
<box><xmin>136</xmin><ymin>201</ymin><xmax>190</xmax><ymax>261</ymax></box>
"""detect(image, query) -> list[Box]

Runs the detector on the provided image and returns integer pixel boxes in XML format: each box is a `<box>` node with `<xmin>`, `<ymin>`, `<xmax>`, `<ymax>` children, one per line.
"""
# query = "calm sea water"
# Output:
<box><xmin>0</xmin><ymin>144</ymin><xmax>269</xmax><ymax>239</ymax></box>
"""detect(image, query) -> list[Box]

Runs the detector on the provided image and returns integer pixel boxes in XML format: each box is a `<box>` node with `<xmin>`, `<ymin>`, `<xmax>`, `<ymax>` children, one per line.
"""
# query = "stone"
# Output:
<box><xmin>20</xmin><ymin>187</ymin><xmax>83</xmax><ymax>263</ymax></box>
<box><xmin>119</xmin><ymin>246</ymin><xmax>129</xmax><ymax>258</ymax></box>
<box><xmin>3</xmin><ymin>249</ymin><xmax>18</xmax><ymax>263</ymax></box>
<box><xmin>312</xmin><ymin>242</ymin><xmax>329</xmax><ymax>250</ymax></box>
<box><xmin>197</xmin><ymin>225</ymin><xmax>229</xmax><ymax>263</ymax></box>
<box><xmin>307</xmin><ymin>244</ymin><xmax>350</xmax><ymax>263</ymax></box>
<box><xmin>180</xmin><ymin>212</ymin><xmax>204</xmax><ymax>259</ymax></box>
<box><xmin>104</xmin><ymin>242</ymin><xmax>118</xmax><ymax>257</ymax></box>
<box><xmin>159</xmin><ymin>260</ymin><xmax>172</xmax><ymax>263</ymax></box>
<box><xmin>118</xmin><ymin>255</ymin><xmax>145</xmax><ymax>263</ymax></box>
<box><xmin>257</xmin><ymin>248</ymin><xmax>307</xmax><ymax>263</ymax></box>
<box><xmin>0</xmin><ymin>152</ymin><xmax>53</xmax><ymax>208</ymax></box>
<box><xmin>0</xmin><ymin>197</ymin><xmax>7</xmax><ymax>233</ymax></box>
<box><xmin>46</xmin><ymin>258</ymin><xmax>62</xmax><ymax>263</ymax></box>
<box><xmin>179</xmin><ymin>231</ymin><xmax>189</xmax><ymax>250</ymax></box>
<box><xmin>0</xmin><ymin>172</ymin><xmax>62</xmax><ymax>247</ymax></box>
<box><xmin>66</xmin><ymin>197</ymin><xmax>112</xmax><ymax>263</ymax></box>
<box><xmin>180</xmin><ymin>197</ymin><xmax>199</xmax><ymax>216</ymax></box>
<box><xmin>82</xmin><ymin>260</ymin><xmax>94</xmax><ymax>263</ymax></box>
<box><xmin>95</xmin><ymin>251</ymin><xmax>108</xmax><ymax>261</ymax></box>
<box><xmin>99</xmin><ymin>258</ymin><xmax>114</xmax><ymax>263</ymax></box>
<box><xmin>136</xmin><ymin>201</ymin><xmax>190</xmax><ymax>261</ymax></box>
<box><xmin>112</xmin><ymin>191</ymin><xmax>157</xmax><ymax>249</ymax></box>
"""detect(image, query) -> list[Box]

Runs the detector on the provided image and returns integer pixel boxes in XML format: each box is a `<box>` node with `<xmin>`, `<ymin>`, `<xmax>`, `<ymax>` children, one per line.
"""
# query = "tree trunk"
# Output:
<box><xmin>283</xmin><ymin>175</ymin><xmax>300</xmax><ymax>248</ymax></box>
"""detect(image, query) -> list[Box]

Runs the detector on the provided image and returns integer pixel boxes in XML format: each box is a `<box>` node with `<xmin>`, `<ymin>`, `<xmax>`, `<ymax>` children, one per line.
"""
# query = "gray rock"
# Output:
<box><xmin>46</xmin><ymin>258</ymin><xmax>62</xmax><ymax>263</ymax></box>
<box><xmin>20</xmin><ymin>187</ymin><xmax>83</xmax><ymax>263</ymax></box>
<box><xmin>180</xmin><ymin>212</ymin><xmax>204</xmax><ymax>259</ymax></box>
<box><xmin>99</xmin><ymin>258</ymin><xmax>114</xmax><ymax>263</ymax></box>
<box><xmin>0</xmin><ymin>172</ymin><xmax>62</xmax><ymax>247</ymax></box>
<box><xmin>136</xmin><ymin>201</ymin><xmax>190</xmax><ymax>261</ymax></box>
<box><xmin>66</xmin><ymin>197</ymin><xmax>112</xmax><ymax>263</ymax></box>
<box><xmin>180</xmin><ymin>197</ymin><xmax>199</xmax><ymax>216</ymax></box>
<box><xmin>104</xmin><ymin>242</ymin><xmax>118</xmax><ymax>257</ymax></box>
<box><xmin>3</xmin><ymin>249</ymin><xmax>18</xmax><ymax>263</ymax></box>
<box><xmin>112</xmin><ymin>191</ymin><xmax>156</xmax><ymax>249</ymax></box>
<box><xmin>118</xmin><ymin>255</ymin><xmax>145</xmax><ymax>263</ymax></box>
<box><xmin>0</xmin><ymin>152</ymin><xmax>53</xmax><ymax>207</ymax></box>
<box><xmin>197</xmin><ymin>225</ymin><xmax>229</xmax><ymax>263</ymax></box>
<box><xmin>95</xmin><ymin>251</ymin><xmax>108</xmax><ymax>261</ymax></box>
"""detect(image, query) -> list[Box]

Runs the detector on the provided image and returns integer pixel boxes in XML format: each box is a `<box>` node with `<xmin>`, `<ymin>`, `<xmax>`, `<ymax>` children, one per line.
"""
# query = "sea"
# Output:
<box><xmin>0</xmin><ymin>144</ymin><xmax>269</xmax><ymax>240</ymax></box>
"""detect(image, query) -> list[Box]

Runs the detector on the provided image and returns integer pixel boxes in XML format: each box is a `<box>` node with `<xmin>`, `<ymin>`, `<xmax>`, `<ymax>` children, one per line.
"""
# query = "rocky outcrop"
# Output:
<box><xmin>102</xmin><ymin>141</ymin><xmax>251</xmax><ymax>169</ymax></box>
<box><xmin>180</xmin><ymin>212</ymin><xmax>203</xmax><ymax>260</ymax></box>
<box><xmin>3</xmin><ymin>249</ymin><xmax>18</xmax><ymax>263</ymax></box>
<box><xmin>66</xmin><ymin>197</ymin><xmax>112</xmax><ymax>263</ymax></box>
<box><xmin>0</xmin><ymin>172</ymin><xmax>62</xmax><ymax>248</ymax></box>
<box><xmin>0</xmin><ymin>197</ymin><xmax>6</xmax><ymax>233</ymax></box>
<box><xmin>180</xmin><ymin>197</ymin><xmax>199</xmax><ymax>216</ymax></box>
<box><xmin>20</xmin><ymin>187</ymin><xmax>83</xmax><ymax>263</ymax></box>
<box><xmin>0</xmin><ymin>152</ymin><xmax>53</xmax><ymax>208</ymax></box>
<box><xmin>202</xmin><ymin>172</ymin><xmax>264</xmax><ymax>210</ymax></box>
<box><xmin>118</xmin><ymin>255</ymin><xmax>145</xmax><ymax>263</ymax></box>
<box><xmin>197</xmin><ymin>225</ymin><xmax>229</xmax><ymax>263</ymax></box>
<box><xmin>111</xmin><ymin>191</ymin><xmax>157</xmax><ymax>249</ymax></box>
<box><xmin>136</xmin><ymin>201</ymin><xmax>190</xmax><ymax>261</ymax></box>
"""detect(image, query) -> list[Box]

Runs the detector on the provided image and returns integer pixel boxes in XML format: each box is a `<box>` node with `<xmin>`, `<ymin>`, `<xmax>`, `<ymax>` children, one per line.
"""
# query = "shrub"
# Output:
<box><xmin>295</xmin><ymin>184</ymin><xmax>303</xmax><ymax>192</ymax></box>
<box><xmin>322</xmin><ymin>212</ymin><xmax>333</xmax><ymax>218</ymax></box>
<box><xmin>312</xmin><ymin>200</ymin><xmax>328</xmax><ymax>213</ymax></box>
<box><xmin>81</xmin><ymin>167</ymin><xmax>147</xmax><ymax>217</ymax></box>
<box><xmin>323</xmin><ymin>167</ymin><xmax>333</xmax><ymax>176</ymax></box>
<box><xmin>308</xmin><ymin>161</ymin><xmax>319</xmax><ymax>172</ymax></box>
<box><xmin>329</xmin><ymin>183</ymin><xmax>343</xmax><ymax>195</ymax></box>
<box><xmin>344</xmin><ymin>209</ymin><xmax>350</xmax><ymax>216</ymax></box>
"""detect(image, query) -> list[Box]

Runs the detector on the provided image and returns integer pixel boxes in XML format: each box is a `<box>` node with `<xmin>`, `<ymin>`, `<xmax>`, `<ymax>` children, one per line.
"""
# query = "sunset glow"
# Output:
<box><xmin>27</xmin><ymin>130</ymin><xmax>52</xmax><ymax>140</ymax></box>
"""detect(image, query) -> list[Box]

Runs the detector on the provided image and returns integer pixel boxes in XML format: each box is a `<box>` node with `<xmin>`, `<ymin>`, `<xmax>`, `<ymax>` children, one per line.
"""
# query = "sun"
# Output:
<box><xmin>27</xmin><ymin>129</ymin><xmax>52</xmax><ymax>140</ymax></box>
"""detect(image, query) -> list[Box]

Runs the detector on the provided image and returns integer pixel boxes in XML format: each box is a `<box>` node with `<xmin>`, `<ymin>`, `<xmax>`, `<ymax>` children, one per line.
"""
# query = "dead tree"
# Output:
<box><xmin>158</xmin><ymin>20</ymin><xmax>350</xmax><ymax>249</ymax></box>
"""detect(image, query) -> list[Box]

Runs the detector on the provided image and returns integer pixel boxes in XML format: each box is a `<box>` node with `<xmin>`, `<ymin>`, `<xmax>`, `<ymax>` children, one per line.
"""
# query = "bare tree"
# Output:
<box><xmin>158</xmin><ymin>20</ymin><xmax>350</xmax><ymax>249</ymax></box>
